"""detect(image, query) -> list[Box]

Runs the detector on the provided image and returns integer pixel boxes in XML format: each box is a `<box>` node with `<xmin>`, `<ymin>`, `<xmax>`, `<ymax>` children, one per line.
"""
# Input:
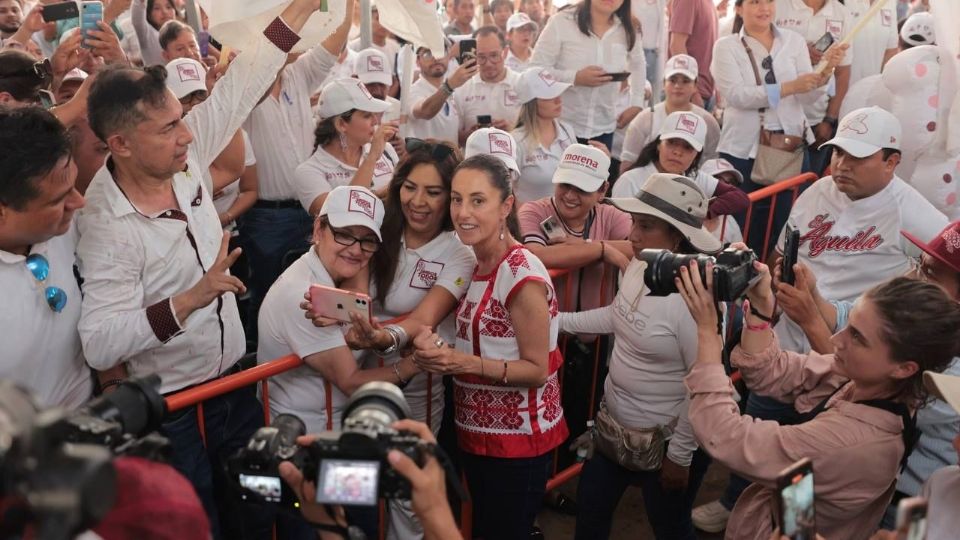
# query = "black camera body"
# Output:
<box><xmin>230</xmin><ymin>382</ymin><xmax>426</xmax><ymax>508</ymax></box>
<box><xmin>639</xmin><ymin>246</ymin><xmax>759</xmax><ymax>302</ymax></box>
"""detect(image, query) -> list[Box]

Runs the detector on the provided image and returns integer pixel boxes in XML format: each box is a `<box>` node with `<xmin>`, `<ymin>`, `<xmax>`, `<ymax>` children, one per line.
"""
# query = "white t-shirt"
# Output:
<box><xmin>0</xmin><ymin>224</ymin><xmax>91</xmax><ymax>408</ymax></box>
<box><xmin>611</xmin><ymin>163</ymin><xmax>718</xmax><ymax>199</ymax></box>
<box><xmin>213</xmin><ymin>130</ymin><xmax>257</xmax><ymax>219</ymax></box>
<box><xmin>708</xmin><ymin>215</ymin><xmax>744</xmax><ymax>245</ymax></box>
<box><xmin>408</xmin><ymin>77</ymin><xmax>460</xmax><ymax>144</ymax></box>
<box><xmin>504</xmin><ymin>49</ymin><xmax>531</xmax><ymax>72</ymax></box>
<box><xmin>257</xmin><ymin>249</ymin><xmax>355</xmax><ymax>433</ymax></box>
<box><xmin>360</xmin><ymin>231</ymin><xmax>475</xmax><ymax>433</ymax></box>
<box><xmin>845</xmin><ymin>0</ymin><xmax>898</xmax><ymax>85</ymax></box>
<box><xmin>774</xmin><ymin>0</ymin><xmax>854</xmax><ymax>124</ymax></box>
<box><xmin>453</xmin><ymin>68</ymin><xmax>523</xmax><ymax>130</ymax></box>
<box><xmin>294</xmin><ymin>144</ymin><xmax>399</xmax><ymax>212</ymax></box>
<box><xmin>773</xmin><ymin>175</ymin><xmax>949</xmax><ymax>352</ymax></box>
<box><xmin>511</xmin><ymin>120</ymin><xmax>577</xmax><ymax>204</ymax></box>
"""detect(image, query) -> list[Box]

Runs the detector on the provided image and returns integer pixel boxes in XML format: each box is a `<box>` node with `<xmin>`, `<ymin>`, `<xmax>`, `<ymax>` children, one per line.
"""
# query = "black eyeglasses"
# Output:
<box><xmin>330</xmin><ymin>227</ymin><xmax>381</xmax><ymax>254</ymax></box>
<box><xmin>0</xmin><ymin>58</ymin><xmax>53</xmax><ymax>81</ymax></box>
<box><xmin>405</xmin><ymin>138</ymin><xmax>456</xmax><ymax>161</ymax></box>
<box><xmin>761</xmin><ymin>56</ymin><xmax>776</xmax><ymax>84</ymax></box>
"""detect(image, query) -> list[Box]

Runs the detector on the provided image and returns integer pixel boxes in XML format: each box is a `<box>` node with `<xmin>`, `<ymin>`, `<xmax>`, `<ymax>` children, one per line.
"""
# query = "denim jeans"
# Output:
<box><xmin>574</xmin><ymin>449</ymin><xmax>710</xmax><ymax>540</ymax></box>
<box><xmin>236</xmin><ymin>206</ymin><xmax>313</xmax><ymax>341</ymax></box>
<box><xmin>161</xmin><ymin>384</ymin><xmax>272</xmax><ymax>540</ymax></box>
<box><xmin>460</xmin><ymin>451</ymin><xmax>552</xmax><ymax>540</ymax></box>
<box><xmin>719</xmin><ymin>393</ymin><xmax>804</xmax><ymax>511</ymax></box>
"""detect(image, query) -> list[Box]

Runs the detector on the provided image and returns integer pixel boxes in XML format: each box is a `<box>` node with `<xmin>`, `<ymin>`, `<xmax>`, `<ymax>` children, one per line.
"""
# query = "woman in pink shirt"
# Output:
<box><xmin>676</xmin><ymin>262</ymin><xmax>960</xmax><ymax>540</ymax></box>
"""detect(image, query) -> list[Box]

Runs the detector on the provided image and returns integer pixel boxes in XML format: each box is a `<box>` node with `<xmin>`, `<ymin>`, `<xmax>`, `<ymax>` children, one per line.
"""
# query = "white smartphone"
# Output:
<box><xmin>540</xmin><ymin>216</ymin><xmax>567</xmax><ymax>243</ymax></box>
<box><xmin>308</xmin><ymin>284</ymin><xmax>372</xmax><ymax>324</ymax></box>
<box><xmin>896</xmin><ymin>497</ymin><xmax>928</xmax><ymax>540</ymax></box>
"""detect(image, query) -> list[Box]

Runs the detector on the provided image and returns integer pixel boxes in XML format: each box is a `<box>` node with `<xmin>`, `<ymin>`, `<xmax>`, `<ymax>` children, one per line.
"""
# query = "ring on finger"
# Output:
<box><xmin>434</xmin><ymin>337</ymin><xmax>445</xmax><ymax>349</ymax></box>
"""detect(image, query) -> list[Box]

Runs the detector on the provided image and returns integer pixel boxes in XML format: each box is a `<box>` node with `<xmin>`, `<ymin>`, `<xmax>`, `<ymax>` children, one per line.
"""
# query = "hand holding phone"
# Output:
<box><xmin>80</xmin><ymin>2</ymin><xmax>104</xmax><ymax>49</ymax></box>
<box><xmin>812</xmin><ymin>31</ymin><xmax>835</xmax><ymax>54</ymax></box>
<box><xmin>781</xmin><ymin>226</ymin><xmax>800</xmax><ymax>287</ymax></box>
<box><xmin>776</xmin><ymin>458</ymin><xmax>816</xmax><ymax>540</ymax></box>
<box><xmin>606</xmin><ymin>72</ymin><xmax>630</xmax><ymax>82</ymax></box>
<box><xmin>309</xmin><ymin>284</ymin><xmax>372</xmax><ymax>324</ymax></box>
<box><xmin>41</xmin><ymin>1</ymin><xmax>80</xmax><ymax>22</ymax></box>
<box><xmin>458</xmin><ymin>39</ymin><xmax>477</xmax><ymax>66</ymax></box>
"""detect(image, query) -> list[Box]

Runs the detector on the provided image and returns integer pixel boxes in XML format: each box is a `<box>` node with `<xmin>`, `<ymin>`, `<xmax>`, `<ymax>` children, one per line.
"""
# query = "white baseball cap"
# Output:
<box><xmin>164</xmin><ymin>58</ymin><xmax>207</xmax><ymax>99</ymax></box>
<box><xmin>62</xmin><ymin>68</ymin><xmax>88</xmax><ymax>84</ymax></box>
<box><xmin>464</xmin><ymin>127</ymin><xmax>520</xmax><ymax>175</ymax></box>
<box><xmin>552</xmin><ymin>144</ymin><xmax>610</xmax><ymax>192</ymax></box>
<box><xmin>659</xmin><ymin>111</ymin><xmax>707</xmax><ymax>152</ymax></box>
<box><xmin>506</xmin><ymin>12</ymin><xmax>538</xmax><ymax>32</ymax></box>
<box><xmin>664</xmin><ymin>54</ymin><xmax>698</xmax><ymax>81</ymax></box>
<box><xmin>515</xmin><ymin>67</ymin><xmax>572</xmax><ymax>104</ymax></box>
<box><xmin>318</xmin><ymin>186</ymin><xmax>385</xmax><ymax>240</ymax></box>
<box><xmin>353</xmin><ymin>48</ymin><xmax>392</xmax><ymax>86</ymax></box>
<box><xmin>900</xmin><ymin>12</ymin><xmax>935</xmax><ymax>47</ymax></box>
<box><xmin>318</xmin><ymin>78</ymin><xmax>392</xmax><ymax>119</ymax></box>
<box><xmin>700</xmin><ymin>158</ymin><xmax>743</xmax><ymax>186</ymax></box>
<box><xmin>820</xmin><ymin>106</ymin><xmax>902</xmax><ymax>158</ymax></box>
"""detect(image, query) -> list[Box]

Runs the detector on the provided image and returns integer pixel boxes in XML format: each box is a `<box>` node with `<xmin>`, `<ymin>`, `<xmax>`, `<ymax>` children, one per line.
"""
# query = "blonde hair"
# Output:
<box><xmin>515</xmin><ymin>99</ymin><xmax>546</xmax><ymax>154</ymax></box>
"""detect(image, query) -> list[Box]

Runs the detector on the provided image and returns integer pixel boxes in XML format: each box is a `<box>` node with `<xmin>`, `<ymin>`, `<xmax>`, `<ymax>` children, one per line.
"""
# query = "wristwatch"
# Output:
<box><xmin>440</xmin><ymin>80</ymin><xmax>454</xmax><ymax>96</ymax></box>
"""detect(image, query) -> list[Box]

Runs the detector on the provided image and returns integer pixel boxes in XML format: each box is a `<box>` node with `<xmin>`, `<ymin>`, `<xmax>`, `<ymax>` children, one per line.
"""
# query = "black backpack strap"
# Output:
<box><xmin>794</xmin><ymin>384</ymin><xmax>846</xmax><ymax>424</ymax></box>
<box><xmin>856</xmin><ymin>399</ymin><xmax>920</xmax><ymax>472</ymax></box>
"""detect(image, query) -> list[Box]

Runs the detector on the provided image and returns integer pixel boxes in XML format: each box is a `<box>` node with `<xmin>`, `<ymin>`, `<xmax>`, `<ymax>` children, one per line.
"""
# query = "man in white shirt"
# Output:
<box><xmin>347</xmin><ymin>3</ymin><xmax>401</xmax><ymax>93</ymax></box>
<box><xmin>409</xmin><ymin>44</ymin><xmax>476</xmax><ymax>144</ymax></box>
<box><xmin>0</xmin><ymin>107</ymin><xmax>91</xmax><ymax>409</ymax></box>
<box><xmin>453</xmin><ymin>26</ymin><xmax>522</xmax><ymax>144</ymax></box>
<box><xmin>0</xmin><ymin>0</ymin><xmax>22</xmax><ymax>40</ymax></box>
<box><xmin>775</xmin><ymin>0</ymin><xmax>855</xmax><ymax>174</ymax></box>
<box><xmin>444</xmin><ymin>0</ymin><xmax>476</xmax><ymax>35</ymax></box>
<box><xmin>77</xmin><ymin>2</ymin><xmax>330</xmax><ymax>538</ymax></box>
<box><xmin>845</xmin><ymin>0</ymin><xmax>898</xmax><ymax>85</ymax></box>
<box><xmin>239</xmin><ymin>4</ymin><xmax>352</xmax><ymax>343</ymax></box>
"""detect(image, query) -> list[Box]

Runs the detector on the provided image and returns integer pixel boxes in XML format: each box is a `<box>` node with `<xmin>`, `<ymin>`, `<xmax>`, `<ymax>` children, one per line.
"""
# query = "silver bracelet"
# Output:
<box><xmin>377</xmin><ymin>324</ymin><xmax>409</xmax><ymax>356</ymax></box>
<box><xmin>392</xmin><ymin>362</ymin><xmax>409</xmax><ymax>386</ymax></box>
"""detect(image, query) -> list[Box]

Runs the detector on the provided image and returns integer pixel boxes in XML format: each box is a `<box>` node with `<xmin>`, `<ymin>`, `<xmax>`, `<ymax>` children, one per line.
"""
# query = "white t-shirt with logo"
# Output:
<box><xmin>294</xmin><ymin>144</ymin><xmax>398</xmax><ymax>212</ymax></box>
<box><xmin>512</xmin><ymin>120</ymin><xmax>577</xmax><ymax>204</ymax></box>
<box><xmin>774</xmin><ymin>175</ymin><xmax>949</xmax><ymax>352</ymax></box>
<box><xmin>258</xmin><ymin>249</ymin><xmax>356</xmax><ymax>433</ymax></box>
<box><xmin>360</xmin><ymin>231</ymin><xmax>476</xmax><ymax>433</ymax></box>
<box><xmin>774</xmin><ymin>0</ymin><xmax>854</xmax><ymax>123</ymax></box>
<box><xmin>408</xmin><ymin>76</ymin><xmax>460</xmax><ymax>144</ymax></box>
<box><xmin>453</xmin><ymin>68</ymin><xmax>523</xmax><ymax>130</ymax></box>
<box><xmin>611</xmin><ymin>163</ymin><xmax>719</xmax><ymax>199</ymax></box>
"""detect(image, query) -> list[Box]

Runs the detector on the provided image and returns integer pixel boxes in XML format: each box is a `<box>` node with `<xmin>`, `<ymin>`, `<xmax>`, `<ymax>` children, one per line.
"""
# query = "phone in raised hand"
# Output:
<box><xmin>781</xmin><ymin>225</ymin><xmax>800</xmax><ymax>286</ymax></box>
<box><xmin>309</xmin><ymin>284</ymin><xmax>372</xmax><ymax>324</ymax></box>
<box><xmin>80</xmin><ymin>1</ymin><xmax>104</xmax><ymax>49</ymax></box>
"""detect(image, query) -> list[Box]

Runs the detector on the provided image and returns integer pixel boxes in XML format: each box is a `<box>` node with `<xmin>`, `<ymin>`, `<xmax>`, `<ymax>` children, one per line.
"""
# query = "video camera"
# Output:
<box><xmin>0</xmin><ymin>375</ymin><xmax>169</xmax><ymax>540</ymax></box>
<box><xmin>639</xmin><ymin>246</ymin><xmax>760</xmax><ymax>302</ymax></box>
<box><xmin>229</xmin><ymin>382</ymin><xmax>428</xmax><ymax>508</ymax></box>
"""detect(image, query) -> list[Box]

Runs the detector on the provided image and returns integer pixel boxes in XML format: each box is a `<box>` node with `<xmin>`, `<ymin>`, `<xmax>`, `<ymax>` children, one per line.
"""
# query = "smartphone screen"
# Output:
<box><xmin>315</xmin><ymin>459</ymin><xmax>380</xmax><ymax>506</ymax></box>
<box><xmin>778</xmin><ymin>459</ymin><xmax>815</xmax><ymax>540</ymax></box>
<box><xmin>458</xmin><ymin>39</ymin><xmax>477</xmax><ymax>65</ymax></box>
<box><xmin>80</xmin><ymin>2</ymin><xmax>104</xmax><ymax>49</ymax></box>
<box><xmin>781</xmin><ymin>225</ymin><xmax>800</xmax><ymax>286</ymax></box>
<box><xmin>238</xmin><ymin>473</ymin><xmax>282</xmax><ymax>503</ymax></box>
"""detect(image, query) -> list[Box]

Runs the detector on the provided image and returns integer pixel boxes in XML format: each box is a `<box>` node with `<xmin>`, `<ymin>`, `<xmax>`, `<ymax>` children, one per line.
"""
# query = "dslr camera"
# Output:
<box><xmin>0</xmin><ymin>375</ymin><xmax>168</xmax><ymax>540</ymax></box>
<box><xmin>229</xmin><ymin>382</ymin><xmax>427</xmax><ymax>508</ymax></box>
<box><xmin>639</xmin><ymin>246</ymin><xmax>759</xmax><ymax>302</ymax></box>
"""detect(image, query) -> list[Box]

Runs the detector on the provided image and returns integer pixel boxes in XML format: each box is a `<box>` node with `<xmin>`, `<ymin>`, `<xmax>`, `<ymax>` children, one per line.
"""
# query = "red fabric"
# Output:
<box><xmin>707</xmin><ymin>178</ymin><xmax>750</xmax><ymax>219</ymax></box>
<box><xmin>263</xmin><ymin>17</ymin><xmax>300</xmax><ymax>53</ymax></box>
<box><xmin>93</xmin><ymin>457</ymin><xmax>210</xmax><ymax>540</ymax></box>
<box><xmin>146</xmin><ymin>299</ymin><xmax>182</xmax><ymax>343</ymax></box>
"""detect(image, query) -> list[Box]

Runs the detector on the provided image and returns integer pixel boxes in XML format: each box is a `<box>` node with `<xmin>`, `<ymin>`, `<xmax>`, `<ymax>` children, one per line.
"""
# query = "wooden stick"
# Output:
<box><xmin>815</xmin><ymin>0</ymin><xmax>886</xmax><ymax>73</ymax></box>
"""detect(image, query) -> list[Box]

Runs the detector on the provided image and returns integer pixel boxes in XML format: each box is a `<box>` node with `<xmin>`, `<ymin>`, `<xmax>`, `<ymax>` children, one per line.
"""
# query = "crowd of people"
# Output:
<box><xmin>2</xmin><ymin>0</ymin><xmax>959</xmax><ymax>539</ymax></box>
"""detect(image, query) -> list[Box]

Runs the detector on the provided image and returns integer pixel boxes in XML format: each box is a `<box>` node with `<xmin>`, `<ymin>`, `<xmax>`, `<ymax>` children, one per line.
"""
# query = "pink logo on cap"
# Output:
<box><xmin>840</xmin><ymin>113</ymin><xmax>869</xmax><ymax>135</ymax></box>
<box><xmin>348</xmin><ymin>189</ymin><xmax>376</xmax><ymax>220</ymax></box>
<box><xmin>563</xmin><ymin>152</ymin><xmax>599</xmax><ymax>171</ymax></box>
<box><xmin>673</xmin><ymin>57</ymin><xmax>688</xmax><ymax>69</ymax></box>
<box><xmin>676</xmin><ymin>114</ymin><xmax>699</xmax><ymax>135</ymax></box>
<box><xmin>366</xmin><ymin>56</ymin><xmax>384</xmax><ymax>72</ymax></box>
<box><xmin>177</xmin><ymin>63</ymin><xmax>201</xmax><ymax>82</ymax></box>
<box><xmin>489</xmin><ymin>133</ymin><xmax>513</xmax><ymax>155</ymax></box>
<box><xmin>538</xmin><ymin>70</ymin><xmax>556</xmax><ymax>86</ymax></box>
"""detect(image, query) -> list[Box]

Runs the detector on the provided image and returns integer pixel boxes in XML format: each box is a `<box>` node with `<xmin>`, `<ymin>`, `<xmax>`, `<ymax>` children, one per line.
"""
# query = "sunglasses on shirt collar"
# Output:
<box><xmin>25</xmin><ymin>253</ymin><xmax>68</xmax><ymax>313</ymax></box>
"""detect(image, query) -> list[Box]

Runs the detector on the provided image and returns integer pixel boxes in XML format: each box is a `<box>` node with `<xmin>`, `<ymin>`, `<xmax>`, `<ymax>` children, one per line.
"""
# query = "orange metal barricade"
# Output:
<box><xmin>741</xmin><ymin>173</ymin><xmax>818</xmax><ymax>261</ymax></box>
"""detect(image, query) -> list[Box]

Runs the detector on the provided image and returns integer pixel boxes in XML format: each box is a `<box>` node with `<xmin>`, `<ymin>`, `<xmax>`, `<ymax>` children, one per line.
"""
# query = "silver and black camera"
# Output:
<box><xmin>229</xmin><ymin>382</ymin><xmax>427</xmax><ymax>508</ymax></box>
<box><xmin>639</xmin><ymin>246</ymin><xmax>760</xmax><ymax>302</ymax></box>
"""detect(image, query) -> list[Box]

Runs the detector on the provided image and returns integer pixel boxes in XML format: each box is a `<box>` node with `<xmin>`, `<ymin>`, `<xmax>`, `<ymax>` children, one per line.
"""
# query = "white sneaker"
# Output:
<box><xmin>692</xmin><ymin>500</ymin><xmax>731</xmax><ymax>533</ymax></box>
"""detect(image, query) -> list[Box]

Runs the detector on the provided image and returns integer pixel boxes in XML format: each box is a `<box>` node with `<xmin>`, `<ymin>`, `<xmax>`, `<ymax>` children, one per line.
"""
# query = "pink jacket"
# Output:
<box><xmin>684</xmin><ymin>336</ymin><xmax>906</xmax><ymax>540</ymax></box>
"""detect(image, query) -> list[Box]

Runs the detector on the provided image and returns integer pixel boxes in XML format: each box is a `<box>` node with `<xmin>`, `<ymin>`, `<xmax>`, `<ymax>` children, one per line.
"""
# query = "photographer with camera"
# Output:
<box><xmin>275</xmin><ymin>418</ymin><xmax>462</xmax><ymax>540</ymax></box>
<box><xmin>558</xmin><ymin>172</ymin><xmax>719</xmax><ymax>540</ymax></box>
<box><xmin>677</xmin><ymin>255</ymin><xmax>960</xmax><ymax>539</ymax></box>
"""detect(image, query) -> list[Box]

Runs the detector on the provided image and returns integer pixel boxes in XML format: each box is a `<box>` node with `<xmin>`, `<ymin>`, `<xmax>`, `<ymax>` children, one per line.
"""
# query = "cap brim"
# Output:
<box><xmin>661</xmin><ymin>132</ymin><xmax>705</xmax><ymax>152</ymax></box>
<box><xmin>508</xmin><ymin>22</ymin><xmax>539</xmax><ymax>32</ymax></box>
<box><xmin>604</xmin><ymin>197</ymin><xmax>722</xmax><ymax>253</ymax></box>
<box><xmin>924</xmin><ymin>371</ymin><xmax>960</xmax><ymax>415</ymax></box>
<box><xmin>355</xmin><ymin>98</ymin><xmax>392</xmax><ymax>114</ymax></box>
<box><xmin>357</xmin><ymin>74</ymin><xmax>392</xmax><ymax>86</ymax></box>
<box><xmin>901</xmin><ymin>230</ymin><xmax>960</xmax><ymax>274</ymax></box>
<box><xmin>664</xmin><ymin>68</ymin><xmax>697</xmax><ymax>81</ymax></box>
<box><xmin>325</xmin><ymin>211</ymin><xmax>383</xmax><ymax>240</ymax></box>
<box><xmin>818</xmin><ymin>136</ymin><xmax>879</xmax><ymax>158</ymax></box>
<box><xmin>552</xmin><ymin>168</ymin><xmax>604</xmax><ymax>192</ymax></box>
<box><xmin>538</xmin><ymin>81</ymin><xmax>572</xmax><ymax>100</ymax></box>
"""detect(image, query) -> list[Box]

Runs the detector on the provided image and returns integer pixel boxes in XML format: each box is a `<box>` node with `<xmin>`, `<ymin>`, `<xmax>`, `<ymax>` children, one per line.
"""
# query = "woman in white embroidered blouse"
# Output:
<box><xmin>710</xmin><ymin>0</ymin><xmax>845</xmax><ymax>250</ymax></box>
<box><xmin>411</xmin><ymin>154</ymin><xmax>567</xmax><ymax>540</ymax></box>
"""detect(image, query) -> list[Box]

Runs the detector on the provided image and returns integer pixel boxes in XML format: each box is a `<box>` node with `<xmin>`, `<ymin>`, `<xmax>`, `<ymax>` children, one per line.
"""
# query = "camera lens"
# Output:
<box><xmin>342</xmin><ymin>382</ymin><xmax>412</xmax><ymax>437</ymax></box>
<box><xmin>83</xmin><ymin>375</ymin><xmax>166</xmax><ymax>438</ymax></box>
<box><xmin>638</xmin><ymin>249</ymin><xmax>713</xmax><ymax>296</ymax></box>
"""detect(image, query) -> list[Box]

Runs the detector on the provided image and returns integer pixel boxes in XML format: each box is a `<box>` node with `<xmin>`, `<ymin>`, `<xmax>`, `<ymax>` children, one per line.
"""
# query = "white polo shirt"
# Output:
<box><xmin>845</xmin><ymin>0</ymin><xmax>898</xmax><ymax>85</ymax></box>
<box><xmin>511</xmin><ymin>120</ymin><xmax>577</xmax><ymax>204</ymax></box>
<box><xmin>294</xmin><ymin>144</ymin><xmax>399</xmax><ymax>213</ymax></box>
<box><xmin>258</xmin><ymin>249</ymin><xmax>352</xmax><ymax>433</ymax></box>
<box><xmin>360</xmin><ymin>231</ymin><xmax>476</xmax><ymax>433</ymax></box>
<box><xmin>408</xmin><ymin>76</ymin><xmax>460</xmax><ymax>144</ymax></box>
<box><xmin>774</xmin><ymin>175</ymin><xmax>948</xmax><ymax>352</ymax></box>
<box><xmin>611</xmin><ymin>163</ymin><xmax>718</xmax><ymax>199</ymax></box>
<box><xmin>504</xmin><ymin>50</ymin><xmax>531</xmax><ymax>72</ymax></box>
<box><xmin>244</xmin><ymin>45</ymin><xmax>338</xmax><ymax>201</ymax></box>
<box><xmin>453</xmin><ymin>68</ymin><xmax>523</xmax><ymax>130</ymax></box>
<box><xmin>0</xmin><ymin>224</ymin><xmax>92</xmax><ymax>408</ymax></box>
<box><xmin>774</xmin><ymin>0</ymin><xmax>854</xmax><ymax>123</ymax></box>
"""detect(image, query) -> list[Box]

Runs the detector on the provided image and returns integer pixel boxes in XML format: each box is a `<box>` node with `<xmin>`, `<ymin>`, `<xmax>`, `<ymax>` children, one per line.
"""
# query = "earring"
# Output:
<box><xmin>499</xmin><ymin>223</ymin><xmax>505</xmax><ymax>241</ymax></box>
<box><xmin>339</xmin><ymin>131</ymin><xmax>348</xmax><ymax>151</ymax></box>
